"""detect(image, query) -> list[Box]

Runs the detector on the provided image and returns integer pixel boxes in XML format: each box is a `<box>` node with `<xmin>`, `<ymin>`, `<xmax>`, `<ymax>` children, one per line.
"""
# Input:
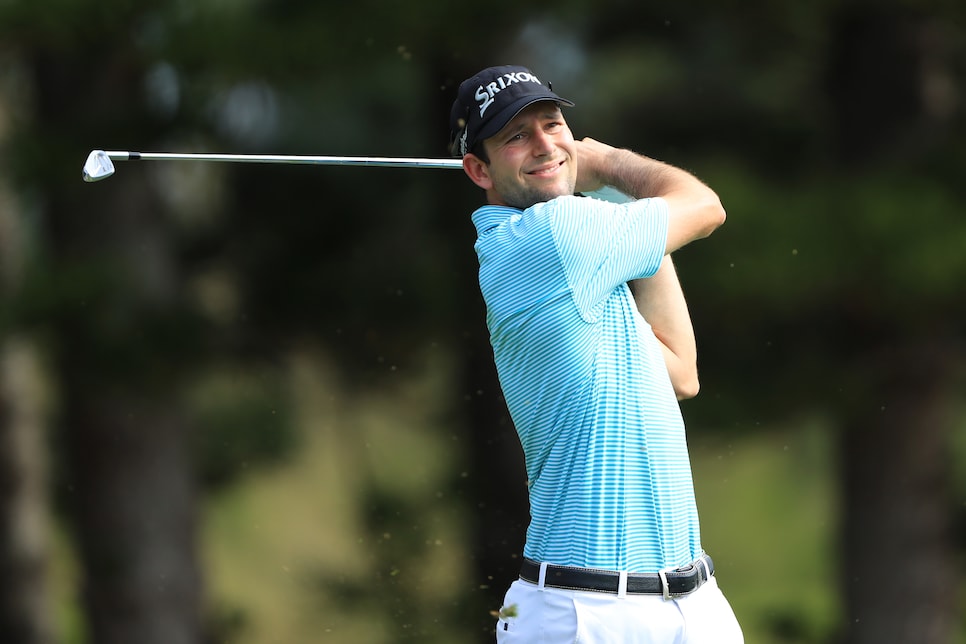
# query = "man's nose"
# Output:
<box><xmin>531</xmin><ymin>129</ymin><xmax>555</xmax><ymax>155</ymax></box>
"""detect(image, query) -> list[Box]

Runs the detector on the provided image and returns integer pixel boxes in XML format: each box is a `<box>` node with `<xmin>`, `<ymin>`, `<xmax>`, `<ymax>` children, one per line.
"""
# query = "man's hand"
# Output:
<box><xmin>574</xmin><ymin>137</ymin><xmax>621</xmax><ymax>194</ymax></box>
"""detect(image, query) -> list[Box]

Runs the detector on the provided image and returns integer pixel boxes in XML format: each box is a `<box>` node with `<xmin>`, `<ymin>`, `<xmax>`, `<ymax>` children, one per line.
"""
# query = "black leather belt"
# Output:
<box><xmin>519</xmin><ymin>553</ymin><xmax>714</xmax><ymax>599</ymax></box>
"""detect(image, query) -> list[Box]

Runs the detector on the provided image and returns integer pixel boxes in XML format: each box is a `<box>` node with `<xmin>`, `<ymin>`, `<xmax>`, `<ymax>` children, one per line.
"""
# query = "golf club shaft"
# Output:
<box><xmin>83</xmin><ymin>148</ymin><xmax>632</xmax><ymax>201</ymax></box>
<box><xmin>101</xmin><ymin>150</ymin><xmax>463</xmax><ymax>170</ymax></box>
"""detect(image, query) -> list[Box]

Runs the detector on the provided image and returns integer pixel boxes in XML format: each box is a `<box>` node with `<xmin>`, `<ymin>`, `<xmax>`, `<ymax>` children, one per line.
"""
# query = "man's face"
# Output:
<box><xmin>474</xmin><ymin>102</ymin><xmax>577</xmax><ymax>209</ymax></box>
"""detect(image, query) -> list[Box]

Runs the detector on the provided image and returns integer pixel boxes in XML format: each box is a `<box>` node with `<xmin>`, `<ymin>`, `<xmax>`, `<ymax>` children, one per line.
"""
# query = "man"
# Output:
<box><xmin>449</xmin><ymin>65</ymin><xmax>743</xmax><ymax>643</ymax></box>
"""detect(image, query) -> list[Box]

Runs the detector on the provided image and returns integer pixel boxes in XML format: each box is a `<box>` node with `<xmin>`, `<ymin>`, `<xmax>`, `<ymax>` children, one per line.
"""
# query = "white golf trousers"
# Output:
<box><xmin>495</xmin><ymin>575</ymin><xmax>743</xmax><ymax>643</ymax></box>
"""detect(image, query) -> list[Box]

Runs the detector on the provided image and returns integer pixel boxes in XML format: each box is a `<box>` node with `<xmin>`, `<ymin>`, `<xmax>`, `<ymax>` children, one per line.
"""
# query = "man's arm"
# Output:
<box><xmin>630</xmin><ymin>259</ymin><xmax>699</xmax><ymax>399</ymax></box>
<box><xmin>576</xmin><ymin>138</ymin><xmax>722</xmax><ymax>399</ymax></box>
<box><xmin>574</xmin><ymin>137</ymin><xmax>725</xmax><ymax>253</ymax></box>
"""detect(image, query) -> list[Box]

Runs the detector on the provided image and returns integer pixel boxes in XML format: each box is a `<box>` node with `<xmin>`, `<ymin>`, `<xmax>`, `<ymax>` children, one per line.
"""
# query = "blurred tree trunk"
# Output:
<box><xmin>63</xmin><ymin>393</ymin><xmax>203</xmax><ymax>644</ymax></box>
<box><xmin>28</xmin><ymin>49</ymin><xmax>206</xmax><ymax>644</ymax></box>
<box><xmin>839</xmin><ymin>343</ymin><xmax>957</xmax><ymax>644</ymax></box>
<box><xmin>51</xmin><ymin>178</ymin><xmax>206</xmax><ymax>644</ymax></box>
<box><xmin>0</xmin><ymin>343</ymin><xmax>54</xmax><ymax>644</ymax></box>
<box><xmin>0</xmin><ymin>224</ymin><xmax>55</xmax><ymax>643</ymax></box>
<box><xmin>0</xmin><ymin>339</ymin><xmax>54</xmax><ymax>644</ymax></box>
<box><xmin>827</xmin><ymin>9</ymin><xmax>960</xmax><ymax>643</ymax></box>
<box><xmin>0</xmin><ymin>126</ymin><xmax>55</xmax><ymax>643</ymax></box>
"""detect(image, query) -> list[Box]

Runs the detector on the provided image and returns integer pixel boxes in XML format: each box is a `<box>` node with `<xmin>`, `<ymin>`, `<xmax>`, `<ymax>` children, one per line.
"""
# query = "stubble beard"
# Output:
<box><xmin>500</xmin><ymin>174</ymin><xmax>576</xmax><ymax>210</ymax></box>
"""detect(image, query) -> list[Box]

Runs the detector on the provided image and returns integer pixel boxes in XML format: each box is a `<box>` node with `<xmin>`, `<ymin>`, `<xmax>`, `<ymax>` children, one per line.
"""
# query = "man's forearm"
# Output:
<box><xmin>576</xmin><ymin>138</ymin><xmax>725</xmax><ymax>253</ymax></box>
<box><xmin>586</xmin><ymin>147</ymin><xmax>693</xmax><ymax>200</ymax></box>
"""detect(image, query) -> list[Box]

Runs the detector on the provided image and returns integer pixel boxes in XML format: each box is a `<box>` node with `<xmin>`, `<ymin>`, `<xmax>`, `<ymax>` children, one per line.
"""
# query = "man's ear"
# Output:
<box><xmin>462</xmin><ymin>154</ymin><xmax>493</xmax><ymax>191</ymax></box>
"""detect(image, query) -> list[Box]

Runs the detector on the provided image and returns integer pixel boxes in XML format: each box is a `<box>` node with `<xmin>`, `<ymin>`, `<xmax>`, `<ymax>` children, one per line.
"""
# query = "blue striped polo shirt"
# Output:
<box><xmin>472</xmin><ymin>194</ymin><xmax>702</xmax><ymax>573</ymax></box>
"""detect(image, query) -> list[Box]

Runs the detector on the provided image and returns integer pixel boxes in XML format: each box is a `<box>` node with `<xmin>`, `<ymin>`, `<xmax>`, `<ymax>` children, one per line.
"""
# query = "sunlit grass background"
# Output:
<box><xmin>52</xmin><ymin>350</ymin><xmax>966</xmax><ymax>643</ymax></box>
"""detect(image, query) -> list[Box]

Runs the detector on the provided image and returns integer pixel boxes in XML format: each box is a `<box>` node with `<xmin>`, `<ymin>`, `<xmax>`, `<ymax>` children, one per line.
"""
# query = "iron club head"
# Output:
<box><xmin>82</xmin><ymin>150</ymin><xmax>115</xmax><ymax>182</ymax></box>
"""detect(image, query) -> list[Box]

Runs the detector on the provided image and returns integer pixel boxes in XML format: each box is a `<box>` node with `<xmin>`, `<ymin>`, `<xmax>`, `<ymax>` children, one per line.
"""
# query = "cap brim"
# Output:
<box><xmin>475</xmin><ymin>94</ymin><xmax>575</xmax><ymax>144</ymax></box>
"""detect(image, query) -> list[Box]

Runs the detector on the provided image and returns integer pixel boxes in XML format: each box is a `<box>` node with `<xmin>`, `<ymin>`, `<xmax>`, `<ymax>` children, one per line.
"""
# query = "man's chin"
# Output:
<box><xmin>508</xmin><ymin>195</ymin><xmax>553</xmax><ymax>209</ymax></box>
<box><xmin>508</xmin><ymin>185</ymin><xmax>574</xmax><ymax>209</ymax></box>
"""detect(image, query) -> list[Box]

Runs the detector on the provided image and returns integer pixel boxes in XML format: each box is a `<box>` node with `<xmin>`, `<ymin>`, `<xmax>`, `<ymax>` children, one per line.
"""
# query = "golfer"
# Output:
<box><xmin>450</xmin><ymin>65</ymin><xmax>743</xmax><ymax>642</ymax></box>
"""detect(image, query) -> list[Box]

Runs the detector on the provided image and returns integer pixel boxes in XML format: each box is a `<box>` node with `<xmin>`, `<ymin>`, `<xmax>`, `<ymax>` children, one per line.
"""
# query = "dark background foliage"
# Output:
<box><xmin>0</xmin><ymin>1</ymin><xmax>964</xmax><ymax>642</ymax></box>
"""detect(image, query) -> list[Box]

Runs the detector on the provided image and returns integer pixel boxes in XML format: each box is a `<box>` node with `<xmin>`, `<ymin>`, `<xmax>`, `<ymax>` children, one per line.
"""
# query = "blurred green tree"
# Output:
<box><xmin>0</xmin><ymin>0</ymin><xmax>963</xmax><ymax>643</ymax></box>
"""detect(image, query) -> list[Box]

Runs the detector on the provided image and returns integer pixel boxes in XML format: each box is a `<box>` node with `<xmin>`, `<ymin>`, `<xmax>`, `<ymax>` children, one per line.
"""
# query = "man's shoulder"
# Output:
<box><xmin>471</xmin><ymin>204</ymin><xmax>520</xmax><ymax>236</ymax></box>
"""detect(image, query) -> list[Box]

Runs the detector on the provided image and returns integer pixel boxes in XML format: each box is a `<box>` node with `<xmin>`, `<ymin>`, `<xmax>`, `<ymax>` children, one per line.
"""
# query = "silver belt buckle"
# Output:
<box><xmin>659</xmin><ymin>558</ymin><xmax>702</xmax><ymax>600</ymax></box>
<box><xmin>658</xmin><ymin>569</ymin><xmax>672</xmax><ymax>601</ymax></box>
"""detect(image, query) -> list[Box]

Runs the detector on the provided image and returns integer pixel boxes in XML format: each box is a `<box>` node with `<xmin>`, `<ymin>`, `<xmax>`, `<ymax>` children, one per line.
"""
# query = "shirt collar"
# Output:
<box><xmin>471</xmin><ymin>204</ymin><xmax>522</xmax><ymax>236</ymax></box>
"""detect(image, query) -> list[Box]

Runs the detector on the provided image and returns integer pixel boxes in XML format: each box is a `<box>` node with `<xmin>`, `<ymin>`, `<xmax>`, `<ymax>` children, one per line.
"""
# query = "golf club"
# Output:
<box><xmin>81</xmin><ymin>148</ymin><xmax>632</xmax><ymax>203</ymax></box>
<box><xmin>82</xmin><ymin>149</ymin><xmax>463</xmax><ymax>182</ymax></box>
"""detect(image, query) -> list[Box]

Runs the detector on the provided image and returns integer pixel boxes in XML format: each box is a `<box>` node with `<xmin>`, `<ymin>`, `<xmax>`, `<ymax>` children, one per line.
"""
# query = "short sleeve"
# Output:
<box><xmin>548</xmin><ymin>195</ymin><xmax>669</xmax><ymax>322</ymax></box>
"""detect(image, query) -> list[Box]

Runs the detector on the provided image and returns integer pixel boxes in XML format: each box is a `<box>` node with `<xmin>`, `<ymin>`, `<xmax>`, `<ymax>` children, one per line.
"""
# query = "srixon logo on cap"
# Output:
<box><xmin>474</xmin><ymin>71</ymin><xmax>542</xmax><ymax>116</ymax></box>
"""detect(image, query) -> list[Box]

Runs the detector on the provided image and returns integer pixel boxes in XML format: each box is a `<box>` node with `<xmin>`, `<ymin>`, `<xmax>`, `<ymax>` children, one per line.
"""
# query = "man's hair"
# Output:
<box><xmin>472</xmin><ymin>144</ymin><xmax>490</xmax><ymax>164</ymax></box>
<box><xmin>448</xmin><ymin>135</ymin><xmax>490</xmax><ymax>164</ymax></box>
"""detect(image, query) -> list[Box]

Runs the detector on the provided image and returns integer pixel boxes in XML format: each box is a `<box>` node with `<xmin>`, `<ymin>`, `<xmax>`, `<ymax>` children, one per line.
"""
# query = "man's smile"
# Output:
<box><xmin>527</xmin><ymin>159</ymin><xmax>566</xmax><ymax>177</ymax></box>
